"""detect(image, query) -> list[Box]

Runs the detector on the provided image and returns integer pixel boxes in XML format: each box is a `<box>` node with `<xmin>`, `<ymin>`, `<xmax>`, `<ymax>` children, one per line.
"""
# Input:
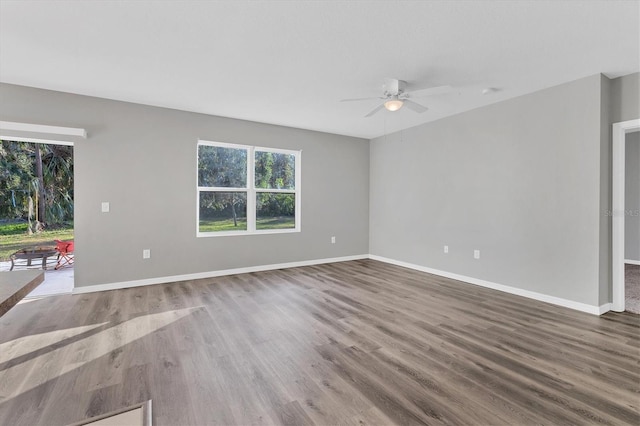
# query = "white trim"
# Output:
<box><xmin>625</xmin><ymin>259</ymin><xmax>640</xmax><ymax>266</ymax></box>
<box><xmin>0</xmin><ymin>135</ymin><xmax>74</xmax><ymax>146</ymax></box>
<box><xmin>369</xmin><ymin>255</ymin><xmax>607</xmax><ymax>316</ymax></box>
<box><xmin>72</xmin><ymin>254</ymin><xmax>368</xmax><ymax>294</ymax></box>
<box><xmin>196</xmin><ymin>227</ymin><xmax>299</xmax><ymax>238</ymax></box>
<box><xmin>0</xmin><ymin>120</ymin><xmax>86</xmax><ymax>138</ymax></box>
<box><xmin>598</xmin><ymin>303</ymin><xmax>613</xmax><ymax>315</ymax></box>
<box><xmin>247</xmin><ymin>146</ymin><xmax>256</xmax><ymax>232</ymax></box>
<box><xmin>71</xmin><ymin>253</ymin><xmax>613</xmax><ymax>316</ymax></box>
<box><xmin>255</xmin><ymin>188</ymin><xmax>297</xmax><ymax>194</ymax></box>
<box><xmin>198</xmin><ymin>187</ymin><xmax>247</xmax><ymax>192</ymax></box>
<box><xmin>198</xmin><ymin>139</ymin><xmax>247</xmax><ymax>149</ymax></box>
<box><xmin>612</xmin><ymin>119</ymin><xmax>640</xmax><ymax>312</ymax></box>
<box><xmin>196</xmin><ymin>140</ymin><xmax>301</xmax><ymax>237</ymax></box>
<box><xmin>255</xmin><ymin>145</ymin><xmax>300</xmax><ymax>156</ymax></box>
<box><xmin>296</xmin><ymin>150</ymin><xmax>302</xmax><ymax>232</ymax></box>
<box><xmin>196</xmin><ymin>143</ymin><xmax>201</xmax><ymax>234</ymax></box>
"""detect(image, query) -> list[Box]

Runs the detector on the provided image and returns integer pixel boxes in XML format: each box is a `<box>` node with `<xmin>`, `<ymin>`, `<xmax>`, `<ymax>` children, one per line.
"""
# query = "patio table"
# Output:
<box><xmin>10</xmin><ymin>247</ymin><xmax>58</xmax><ymax>271</ymax></box>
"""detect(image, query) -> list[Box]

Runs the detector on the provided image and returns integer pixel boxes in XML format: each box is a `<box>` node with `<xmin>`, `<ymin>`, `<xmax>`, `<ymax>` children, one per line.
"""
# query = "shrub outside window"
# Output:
<box><xmin>197</xmin><ymin>140</ymin><xmax>300</xmax><ymax>236</ymax></box>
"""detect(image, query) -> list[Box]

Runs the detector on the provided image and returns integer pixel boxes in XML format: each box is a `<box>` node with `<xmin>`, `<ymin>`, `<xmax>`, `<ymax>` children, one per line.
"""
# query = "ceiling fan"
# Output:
<box><xmin>341</xmin><ymin>78</ymin><xmax>451</xmax><ymax>118</ymax></box>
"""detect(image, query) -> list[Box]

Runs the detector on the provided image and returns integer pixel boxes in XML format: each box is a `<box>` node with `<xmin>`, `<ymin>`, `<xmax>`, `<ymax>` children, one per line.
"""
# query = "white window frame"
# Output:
<box><xmin>197</xmin><ymin>140</ymin><xmax>301</xmax><ymax>237</ymax></box>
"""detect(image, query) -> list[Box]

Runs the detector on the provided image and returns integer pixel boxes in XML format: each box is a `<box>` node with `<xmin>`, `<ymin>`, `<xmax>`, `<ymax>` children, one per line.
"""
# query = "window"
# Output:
<box><xmin>197</xmin><ymin>140</ymin><xmax>300</xmax><ymax>236</ymax></box>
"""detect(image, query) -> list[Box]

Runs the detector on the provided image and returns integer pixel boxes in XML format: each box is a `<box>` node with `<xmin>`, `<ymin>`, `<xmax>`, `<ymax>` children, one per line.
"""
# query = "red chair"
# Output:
<box><xmin>54</xmin><ymin>239</ymin><xmax>74</xmax><ymax>270</ymax></box>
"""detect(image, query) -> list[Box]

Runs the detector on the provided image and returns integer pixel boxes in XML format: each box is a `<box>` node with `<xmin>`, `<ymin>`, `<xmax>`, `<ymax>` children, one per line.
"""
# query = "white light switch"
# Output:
<box><xmin>101</xmin><ymin>202</ymin><xmax>110</xmax><ymax>213</ymax></box>
<box><xmin>474</xmin><ymin>250</ymin><xmax>480</xmax><ymax>259</ymax></box>
<box><xmin>331</xmin><ymin>236</ymin><xmax>336</xmax><ymax>244</ymax></box>
<box><xmin>444</xmin><ymin>245</ymin><xmax>449</xmax><ymax>253</ymax></box>
<box><xmin>143</xmin><ymin>249</ymin><xmax>151</xmax><ymax>259</ymax></box>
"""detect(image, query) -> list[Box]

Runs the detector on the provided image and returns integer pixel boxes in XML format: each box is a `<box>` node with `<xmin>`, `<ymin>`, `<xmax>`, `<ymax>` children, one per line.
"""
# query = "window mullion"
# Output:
<box><xmin>198</xmin><ymin>186</ymin><xmax>247</xmax><ymax>192</ymax></box>
<box><xmin>247</xmin><ymin>146</ymin><xmax>256</xmax><ymax>232</ymax></box>
<box><xmin>196</xmin><ymin>188</ymin><xmax>201</xmax><ymax>235</ymax></box>
<box><xmin>255</xmin><ymin>189</ymin><xmax>296</xmax><ymax>194</ymax></box>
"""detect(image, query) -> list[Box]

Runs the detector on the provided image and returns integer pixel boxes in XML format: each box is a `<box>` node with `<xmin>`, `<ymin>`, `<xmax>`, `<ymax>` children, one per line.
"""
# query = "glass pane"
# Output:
<box><xmin>199</xmin><ymin>192</ymin><xmax>247</xmax><ymax>232</ymax></box>
<box><xmin>198</xmin><ymin>145</ymin><xmax>247</xmax><ymax>188</ymax></box>
<box><xmin>254</xmin><ymin>151</ymin><xmax>295</xmax><ymax>190</ymax></box>
<box><xmin>256</xmin><ymin>193</ymin><xmax>295</xmax><ymax>230</ymax></box>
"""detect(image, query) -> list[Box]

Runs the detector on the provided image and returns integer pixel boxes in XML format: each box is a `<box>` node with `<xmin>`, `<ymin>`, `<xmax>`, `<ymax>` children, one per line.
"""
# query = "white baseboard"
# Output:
<box><xmin>624</xmin><ymin>259</ymin><xmax>640</xmax><ymax>266</ymax></box>
<box><xmin>369</xmin><ymin>254</ymin><xmax>607</xmax><ymax>316</ymax></box>
<box><xmin>72</xmin><ymin>254</ymin><xmax>368</xmax><ymax>294</ymax></box>
<box><xmin>598</xmin><ymin>303</ymin><xmax>613</xmax><ymax>315</ymax></box>
<box><xmin>72</xmin><ymin>252</ymin><xmax>612</xmax><ymax>316</ymax></box>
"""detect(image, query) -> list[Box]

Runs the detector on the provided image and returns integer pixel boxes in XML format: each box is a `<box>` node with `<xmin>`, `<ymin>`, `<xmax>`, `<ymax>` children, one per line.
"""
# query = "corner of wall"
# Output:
<box><xmin>610</xmin><ymin>72</ymin><xmax>640</xmax><ymax>123</ymax></box>
<box><xmin>599</xmin><ymin>74</ymin><xmax>612</xmax><ymax>305</ymax></box>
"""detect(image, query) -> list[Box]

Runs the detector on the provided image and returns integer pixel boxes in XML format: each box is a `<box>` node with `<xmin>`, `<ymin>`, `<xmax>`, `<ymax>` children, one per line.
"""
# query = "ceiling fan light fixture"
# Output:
<box><xmin>384</xmin><ymin>98</ymin><xmax>404</xmax><ymax>112</ymax></box>
<box><xmin>342</xmin><ymin>78</ymin><xmax>446</xmax><ymax>117</ymax></box>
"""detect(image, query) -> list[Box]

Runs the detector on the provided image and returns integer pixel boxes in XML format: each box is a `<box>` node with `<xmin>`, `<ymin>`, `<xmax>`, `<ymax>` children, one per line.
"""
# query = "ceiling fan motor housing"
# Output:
<box><xmin>383</xmin><ymin>79</ymin><xmax>407</xmax><ymax>97</ymax></box>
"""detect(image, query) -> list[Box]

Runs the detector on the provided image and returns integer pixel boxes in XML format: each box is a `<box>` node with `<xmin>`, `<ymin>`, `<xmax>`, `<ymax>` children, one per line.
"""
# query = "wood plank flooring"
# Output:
<box><xmin>0</xmin><ymin>259</ymin><xmax>638</xmax><ymax>425</ymax></box>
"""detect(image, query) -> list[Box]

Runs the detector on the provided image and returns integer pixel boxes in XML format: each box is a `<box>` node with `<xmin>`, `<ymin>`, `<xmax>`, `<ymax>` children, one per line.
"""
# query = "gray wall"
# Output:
<box><xmin>626</xmin><ymin>131</ymin><xmax>640</xmax><ymax>262</ymax></box>
<box><xmin>370</xmin><ymin>75</ymin><xmax>605</xmax><ymax>306</ymax></box>
<box><xmin>0</xmin><ymin>83</ymin><xmax>369</xmax><ymax>287</ymax></box>
<box><xmin>2</xmin><ymin>71</ymin><xmax>636</xmax><ymax>305</ymax></box>
<box><xmin>611</xmin><ymin>72</ymin><xmax>640</xmax><ymax>123</ymax></box>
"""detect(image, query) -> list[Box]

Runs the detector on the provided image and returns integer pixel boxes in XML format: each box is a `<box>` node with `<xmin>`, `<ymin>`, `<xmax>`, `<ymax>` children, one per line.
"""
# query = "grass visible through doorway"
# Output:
<box><xmin>0</xmin><ymin>222</ymin><xmax>74</xmax><ymax>261</ymax></box>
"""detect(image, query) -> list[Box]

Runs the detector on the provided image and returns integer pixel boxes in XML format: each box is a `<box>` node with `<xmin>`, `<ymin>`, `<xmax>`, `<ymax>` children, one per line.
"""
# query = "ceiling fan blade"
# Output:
<box><xmin>365</xmin><ymin>104</ymin><xmax>385</xmax><ymax>118</ymax></box>
<box><xmin>403</xmin><ymin>100</ymin><xmax>428</xmax><ymax>113</ymax></box>
<box><xmin>340</xmin><ymin>96</ymin><xmax>382</xmax><ymax>102</ymax></box>
<box><xmin>409</xmin><ymin>85</ymin><xmax>452</xmax><ymax>97</ymax></box>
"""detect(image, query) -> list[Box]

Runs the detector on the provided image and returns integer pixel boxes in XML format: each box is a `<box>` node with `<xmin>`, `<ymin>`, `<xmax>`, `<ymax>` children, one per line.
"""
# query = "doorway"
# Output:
<box><xmin>612</xmin><ymin>119</ymin><xmax>640</xmax><ymax>312</ymax></box>
<box><xmin>623</xmin><ymin>131</ymin><xmax>640</xmax><ymax>313</ymax></box>
<box><xmin>0</xmin><ymin>139</ymin><xmax>75</xmax><ymax>296</ymax></box>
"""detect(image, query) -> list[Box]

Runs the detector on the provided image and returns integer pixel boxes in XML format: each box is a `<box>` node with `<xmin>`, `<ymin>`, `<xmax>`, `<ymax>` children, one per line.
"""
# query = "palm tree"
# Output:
<box><xmin>0</xmin><ymin>140</ymin><xmax>73</xmax><ymax>229</ymax></box>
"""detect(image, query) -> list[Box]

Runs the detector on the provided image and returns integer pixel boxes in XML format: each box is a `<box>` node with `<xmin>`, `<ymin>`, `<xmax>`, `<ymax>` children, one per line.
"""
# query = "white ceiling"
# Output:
<box><xmin>0</xmin><ymin>1</ymin><xmax>638</xmax><ymax>139</ymax></box>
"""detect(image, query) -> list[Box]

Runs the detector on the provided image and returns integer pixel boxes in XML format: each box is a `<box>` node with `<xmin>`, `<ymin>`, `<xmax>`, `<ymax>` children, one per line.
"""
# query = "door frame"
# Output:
<box><xmin>0</xmin><ymin>121</ymin><xmax>85</xmax><ymax>291</ymax></box>
<box><xmin>612</xmin><ymin>118</ymin><xmax>640</xmax><ymax>312</ymax></box>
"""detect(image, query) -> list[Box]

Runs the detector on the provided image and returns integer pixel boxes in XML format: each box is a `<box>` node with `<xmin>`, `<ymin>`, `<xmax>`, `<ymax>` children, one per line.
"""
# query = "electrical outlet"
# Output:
<box><xmin>444</xmin><ymin>245</ymin><xmax>449</xmax><ymax>253</ymax></box>
<box><xmin>331</xmin><ymin>236</ymin><xmax>336</xmax><ymax>244</ymax></box>
<box><xmin>143</xmin><ymin>249</ymin><xmax>151</xmax><ymax>259</ymax></box>
<box><xmin>474</xmin><ymin>250</ymin><xmax>480</xmax><ymax>259</ymax></box>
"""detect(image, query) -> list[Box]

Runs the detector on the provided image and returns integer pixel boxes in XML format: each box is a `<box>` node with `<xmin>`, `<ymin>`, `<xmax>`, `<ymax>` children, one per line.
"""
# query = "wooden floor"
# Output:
<box><xmin>0</xmin><ymin>259</ymin><xmax>638</xmax><ymax>425</ymax></box>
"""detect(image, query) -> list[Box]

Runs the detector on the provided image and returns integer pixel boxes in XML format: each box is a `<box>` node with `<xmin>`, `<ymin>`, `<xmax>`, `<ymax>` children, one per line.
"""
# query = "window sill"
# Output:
<box><xmin>197</xmin><ymin>228</ymin><xmax>300</xmax><ymax>238</ymax></box>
